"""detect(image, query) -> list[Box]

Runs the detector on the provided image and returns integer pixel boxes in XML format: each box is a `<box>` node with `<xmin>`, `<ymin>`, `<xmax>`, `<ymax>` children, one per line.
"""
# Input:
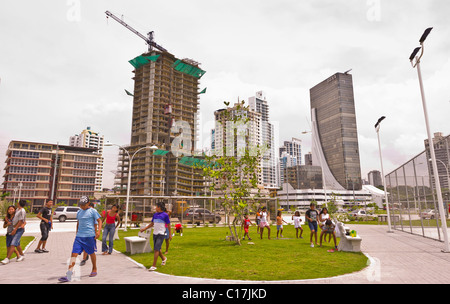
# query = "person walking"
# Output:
<box><xmin>276</xmin><ymin>211</ymin><xmax>288</xmax><ymax>239</ymax></box>
<box><xmin>305</xmin><ymin>202</ymin><xmax>319</xmax><ymax>248</ymax></box>
<box><xmin>101</xmin><ymin>204</ymin><xmax>120</xmax><ymax>255</ymax></box>
<box><xmin>58</xmin><ymin>196</ymin><xmax>102</xmax><ymax>282</ymax></box>
<box><xmin>1</xmin><ymin>200</ymin><xmax>27</xmax><ymax>264</ymax></box>
<box><xmin>140</xmin><ymin>202</ymin><xmax>172</xmax><ymax>271</ymax></box>
<box><xmin>35</xmin><ymin>200</ymin><xmax>53</xmax><ymax>253</ymax></box>
<box><xmin>2</xmin><ymin>205</ymin><xmax>21</xmax><ymax>262</ymax></box>
<box><xmin>292</xmin><ymin>210</ymin><xmax>304</xmax><ymax>239</ymax></box>
<box><xmin>259</xmin><ymin>207</ymin><xmax>271</xmax><ymax>240</ymax></box>
<box><xmin>242</xmin><ymin>214</ymin><xmax>254</xmax><ymax>240</ymax></box>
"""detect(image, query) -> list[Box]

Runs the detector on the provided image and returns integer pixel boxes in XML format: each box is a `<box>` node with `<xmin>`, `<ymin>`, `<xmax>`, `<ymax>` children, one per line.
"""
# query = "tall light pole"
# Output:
<box><xmin>105</xmin><ymin>143</ymin><xmax>158</xmax><ymax>231</ymax></box>
<box><xmin>375</xmin><ymin>116</ymin><xmax>393</xmax><ymax>233</ymax></box>
<box><xmin>410</xmin><ymin>27</ymin><xmax>449</xmax><ymax>252</ymax></box>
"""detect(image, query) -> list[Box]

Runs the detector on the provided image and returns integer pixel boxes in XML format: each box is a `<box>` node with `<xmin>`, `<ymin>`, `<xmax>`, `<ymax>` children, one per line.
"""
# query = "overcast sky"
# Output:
<box><xmin>1</xmin><ymin>0</ymin><xmax>449</xmax><ymax>188</ymax></box>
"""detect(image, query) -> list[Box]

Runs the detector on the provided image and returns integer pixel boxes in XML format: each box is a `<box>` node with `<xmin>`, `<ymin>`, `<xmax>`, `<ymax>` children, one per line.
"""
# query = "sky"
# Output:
<box><xmin>1</xmin><ymin>0</ymin><xmax>449</xmax><ymax>189</ymax></box>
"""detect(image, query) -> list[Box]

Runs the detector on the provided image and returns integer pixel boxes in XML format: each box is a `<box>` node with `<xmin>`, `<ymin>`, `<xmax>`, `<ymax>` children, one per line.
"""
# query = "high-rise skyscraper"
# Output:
<box><xmin>278</xmin><ymin>138</ymin><xmax>302</xmax><ymax>186</ymax></box>
<box><xmin>310</xmin><ymin>72</ymin><xmax>362</xmax><ymax>190</ymax></box>
<box><xmin>249</xmin><ymin>91</ymin><xmax>277</xmax><ymax>188</ymax></box>
<box><xmin>115</xmin><ymin>50</ymin><xmax>206</xmax><ymax>197</ymax></box>
<box><xmin>69</xmin><ymin>126</ymin><xmax>104</xmax><ymax>191</ymax></box>
<box><xmin>213</xmin><ymin>103</ymin><xmax>263</xmax><ymax>186</ymax></box>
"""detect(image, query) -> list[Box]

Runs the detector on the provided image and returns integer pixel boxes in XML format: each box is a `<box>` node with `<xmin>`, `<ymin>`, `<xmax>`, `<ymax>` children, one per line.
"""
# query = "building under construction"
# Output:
<box><xmin>108</xmin><ymin>12</ymin><xmax>207</xmax><ymax>200</ymax></box>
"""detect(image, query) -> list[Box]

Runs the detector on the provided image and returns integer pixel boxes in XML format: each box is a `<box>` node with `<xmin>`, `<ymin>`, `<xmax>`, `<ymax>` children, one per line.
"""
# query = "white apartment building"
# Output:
<box><xmin>248</xmin><ymin>91</ymin><xmax>278</xmax><ymax>188</ymax></box>
<box><xmin>69</xmin><ymin>126</ymin><xmax>104</xmax><ymax>191</ymax></box>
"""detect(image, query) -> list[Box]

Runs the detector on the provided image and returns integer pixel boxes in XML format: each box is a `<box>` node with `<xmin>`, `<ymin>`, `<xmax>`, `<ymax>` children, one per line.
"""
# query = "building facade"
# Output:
<box><xmin>2</xmin><ymin>140</ymin><xmax>100</xmax><ymax>211</ymax></box>
<box><xmin>115</xmin><ymin>50</ymin><xmax>206</xmax><ymax>197</ymax></box>
<box><xmin>368</xmin><ymin>170</ymin><xmax>382</xmax><ymax>188</ymax></box>
<box><xmin>213</xmin><ymin>103</ymin><xmax>263</xmax><ymax>186</ymax></box>
<box><xmin>249</xmin><ymin>91</ymin><xmax>277</xmax><ymax>188</ymax></box>
<box><xmin>278</xmin><ymin>137</ymin><xmax>302</xmax><ymax>186</ymax></box>
<box><xmin>310</xmin><ymin>72</ymin><xmax>362</xmax><ymax>191</ymax></box>
<box><xmin>69</xmin><ymin>126</ymin><xmax>104</xmax><ymax>191</ymax></box>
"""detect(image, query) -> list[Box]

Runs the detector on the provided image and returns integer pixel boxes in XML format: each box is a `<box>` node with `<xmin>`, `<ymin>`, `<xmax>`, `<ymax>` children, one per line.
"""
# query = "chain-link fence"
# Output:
<box><xmin>104</xmin><ymin>195</ymin><xmax>278</xmax><ymax>228</ymax></box>
<box><xmin>386</xmin><ymin>134</ymin><xmax>450</xmax><ymax>241</ymax></box>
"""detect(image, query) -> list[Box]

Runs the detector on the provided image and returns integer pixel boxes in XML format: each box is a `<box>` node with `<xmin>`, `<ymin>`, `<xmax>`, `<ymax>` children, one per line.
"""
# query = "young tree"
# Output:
<box><xmin>198</xmin><ymin>101</ymin><xmax>267</xmax><ymax>245</ymax></box>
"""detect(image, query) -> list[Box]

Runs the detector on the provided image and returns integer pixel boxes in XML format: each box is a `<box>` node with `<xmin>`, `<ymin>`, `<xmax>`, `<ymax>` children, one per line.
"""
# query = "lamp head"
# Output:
<box><xmin>419</xmin><ymin>27</ymin><xmax>433</xmax><ymax>44</ymax></box>
<box><xmin>374</xmin><ymin>116</ymin><xmax>386</xmax><ymax>129</ymax></box>
<box><xmin>409</xmin><ymin>47</ymin><xmax>421</xmax><ymax>61</ymax></box>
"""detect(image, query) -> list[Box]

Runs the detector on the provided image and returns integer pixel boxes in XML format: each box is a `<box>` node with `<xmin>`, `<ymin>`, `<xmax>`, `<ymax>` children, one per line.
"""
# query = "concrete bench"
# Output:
<box><xmin>336</xmin><ymin>222</ymin><xmax>362</xmax><ymax>252</ymax></box>
<box><xmin>124</xmin><ymin>228</ymin><xmax>152</xmax><ymax>255</ymax></box>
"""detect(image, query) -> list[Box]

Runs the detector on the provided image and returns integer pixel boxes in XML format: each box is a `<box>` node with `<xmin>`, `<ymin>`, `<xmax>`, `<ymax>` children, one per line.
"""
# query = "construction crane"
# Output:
<box><xmin>105</xmin><ymin>10</ymin><xmax>168</xmax><ymax>53</ymax></box>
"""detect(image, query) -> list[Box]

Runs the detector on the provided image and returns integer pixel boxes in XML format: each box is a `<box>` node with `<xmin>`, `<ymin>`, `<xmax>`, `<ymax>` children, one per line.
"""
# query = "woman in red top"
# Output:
<box><xmin>101</xmin><ymin>205</ymin><xmax>121</xmax><ymax>255</ymax></box>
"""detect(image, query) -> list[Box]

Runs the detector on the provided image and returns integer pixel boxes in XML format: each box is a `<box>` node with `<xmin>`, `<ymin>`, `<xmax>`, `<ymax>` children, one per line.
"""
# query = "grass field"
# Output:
<box><xmin>0</xmin><ymin>236</ymin><xmax>35</xmax><ymax>257</ymax></box>
<box><xmin>107</xmin><ymin>225</ymin><xmax>368</xmax><ymax>281</ymax></box>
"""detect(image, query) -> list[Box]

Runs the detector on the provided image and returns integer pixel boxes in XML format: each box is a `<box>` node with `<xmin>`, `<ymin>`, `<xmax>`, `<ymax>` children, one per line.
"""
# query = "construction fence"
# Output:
<box><xmin>385</xmin><ymin>134</ymin><xmax>450</xmax><ymax>241</ymax></box>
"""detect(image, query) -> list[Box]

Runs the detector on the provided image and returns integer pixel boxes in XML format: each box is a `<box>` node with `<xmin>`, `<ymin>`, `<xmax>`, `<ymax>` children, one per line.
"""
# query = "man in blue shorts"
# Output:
<box><xmin>59</xmin><ymin>196</ymin><xmax>101</xmax><ymax>282</ymax></box>
<box><xmin>140</xmin><ymin>202</ymin><xmax>171</xmax><ymax>271</ymax></box>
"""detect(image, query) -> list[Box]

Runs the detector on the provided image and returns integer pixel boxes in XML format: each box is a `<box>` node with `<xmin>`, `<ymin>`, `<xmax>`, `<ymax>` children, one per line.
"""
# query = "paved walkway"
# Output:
<box><xmin>1</xmin><ymin>223</ymin><xmax>450</xmax><ymax>284</ymax></box>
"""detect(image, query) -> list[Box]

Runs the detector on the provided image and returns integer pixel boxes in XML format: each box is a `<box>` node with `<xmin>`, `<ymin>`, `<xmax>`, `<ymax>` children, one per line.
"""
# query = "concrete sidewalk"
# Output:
<box><xmin>1</xmin><ymin>224</ymin><xmax>450</xmax><ymax>284</ymax></box>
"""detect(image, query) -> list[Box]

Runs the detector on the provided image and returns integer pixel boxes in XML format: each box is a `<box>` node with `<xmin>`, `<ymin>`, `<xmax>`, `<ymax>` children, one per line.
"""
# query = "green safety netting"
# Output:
<box><xmin>172</xmin><ymin>59</ymin><xmax>206</xmax><ymax>79</ymax></box>
<box><xmin>129</xmin><ymin>55</ymin><xmax>160</xmax><ymax>69</ymax></box>
<box><xmin>178</xmin><ymin>156</ymin><xmax>217</xmax><ymax>168</ymax></box>
<box><xmin>124</xmin><ymin>89</ymin><xmax>134</xmax><ymax>96</ymax></box>
<box><xmin>199</xmin><ymin>87</ymin><xmax>207</xmax><ymax>94</ymax></box>
<box><xmin>152</xmin><ymin>149</ymin><xmax>169</xmax><ymax>156</ymax></box>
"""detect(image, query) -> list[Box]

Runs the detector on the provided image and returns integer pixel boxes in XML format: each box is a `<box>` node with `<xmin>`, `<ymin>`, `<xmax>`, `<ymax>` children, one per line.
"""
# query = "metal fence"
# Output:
<box><xmin>104</xmin><ymin>195</ymin><xmax>278</xmax><ymax>227</ymax></box>
<box><xmin>385</xmin><ymin>134</ymin><xmax>450</xmax><ymax>241</ymax></box>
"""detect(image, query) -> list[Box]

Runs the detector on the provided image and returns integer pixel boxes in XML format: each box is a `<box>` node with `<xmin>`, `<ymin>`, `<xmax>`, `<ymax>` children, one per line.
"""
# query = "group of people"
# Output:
<box><xmin>244</xmin><ymin>203</ymin><xmax>338</xmax><ymax>251</ymax></box>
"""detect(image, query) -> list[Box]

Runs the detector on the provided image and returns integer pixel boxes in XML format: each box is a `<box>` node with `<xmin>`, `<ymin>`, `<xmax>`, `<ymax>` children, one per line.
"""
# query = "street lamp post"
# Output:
<box><xmin>105</xmin><ymin>143</ymin><xmax>158</xmax><ymax>231</ymax></box>
<box><xmin>410</xmin><ymin>27</ymin><xmax>450</xmax><ymax>252</ymax></box>
<box><xmin>375</xmin><ymin>116</ymin><xmax>393</xmax><ymax>233</ymax></box>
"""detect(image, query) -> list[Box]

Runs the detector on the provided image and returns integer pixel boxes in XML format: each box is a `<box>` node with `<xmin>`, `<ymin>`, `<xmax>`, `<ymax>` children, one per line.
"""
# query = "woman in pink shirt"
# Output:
<box><xmin>101</xmin><ymin>205</ymin><xmax>121</xmax><ymax>255</ymax></box>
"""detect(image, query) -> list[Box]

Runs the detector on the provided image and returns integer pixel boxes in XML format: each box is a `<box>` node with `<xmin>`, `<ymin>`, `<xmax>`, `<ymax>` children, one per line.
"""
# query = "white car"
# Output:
<box><xmin>53</xmin><ymin>206</ymin><xmax>80</xmax><ymax>222</ymax></box>
<box><xmin>350</xmin><ymin>210</ymin><xmax>368</xmax><ymax>217</ymax></box>
<box><xmin>420</xmin><ymin>209</ymin><xmax>439</xmax><ymax>220</ymax></box>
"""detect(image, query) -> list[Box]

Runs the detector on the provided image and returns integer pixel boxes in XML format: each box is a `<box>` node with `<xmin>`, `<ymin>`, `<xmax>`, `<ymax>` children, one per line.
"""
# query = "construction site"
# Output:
<box><xmin>103</xmin><ymin>11</ymin><xmax>276</xmax><ymax>224</ymax></box>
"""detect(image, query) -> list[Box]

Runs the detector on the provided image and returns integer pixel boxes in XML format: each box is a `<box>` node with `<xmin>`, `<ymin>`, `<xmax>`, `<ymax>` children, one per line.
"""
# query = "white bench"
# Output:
<box><xmin>336</xmin><ymin>222</ymin><xmax>362</xmax><ymax>252</ymax></box>
<box><xmin>124</xmin><ymin>229</ymin><xmax>152</xmax><ymax>255</ymax></box>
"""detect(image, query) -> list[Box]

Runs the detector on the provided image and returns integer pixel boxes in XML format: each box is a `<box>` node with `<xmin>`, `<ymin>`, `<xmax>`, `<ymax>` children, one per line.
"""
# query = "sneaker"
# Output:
<box><xmin>41</xmin><ymin>249</ymin><xmax>49</xmax><ymax>253</ymax></box>
<box><xmin>161</xmin><ymin>258</ymin><xmax>167</xmax><ymax>266</ymax></box>
<box><xmin>35</xmin><ymin>249</ymin><xmax>43</xmax><ymax>253</ymax></box>
<box><xmin>148</xmin><ymin>266</ymin><xmax>157</xmax><ymax>271</ymax></box>
<box><xmin>16</xmin><ymin>256</ymin><xmax>25</xmax><ymax>262</ymax></box>
<box><xmin>310</xmin><ymin>243</ymin><xmax>314</xmax><ymax>248</ymax></box>
<box><xmin>1</xmin><ymin>258</ymin><xmax>10</xmax><ymax>265</ymax></box>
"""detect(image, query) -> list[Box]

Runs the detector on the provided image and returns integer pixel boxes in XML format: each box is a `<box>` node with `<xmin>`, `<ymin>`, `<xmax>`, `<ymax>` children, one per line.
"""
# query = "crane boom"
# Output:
<box><xmin>105</xmin><ymin>10</ymin><xmax>167</xmax><ymax>53</ymax></box>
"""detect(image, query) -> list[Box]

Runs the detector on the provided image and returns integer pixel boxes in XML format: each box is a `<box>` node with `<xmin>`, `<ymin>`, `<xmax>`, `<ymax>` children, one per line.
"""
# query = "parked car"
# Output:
<box><xmin>180</xmin><ymin>208</ymin><xmax>221</xmax><ymax>224</ymax></box>
<box><xmin>53</xmin><ymin>206</ymin><xmax>80</xmax><ymax>222</ymax></box>
<box><xmin>420</xmin><ymin>209</ymin><xmax>439</xmax><ymax>219</ymax></box>
<box><xmin>349</xmin><ymin>210</ymin><xmax>368</xmax><ymax>217</ymax></box>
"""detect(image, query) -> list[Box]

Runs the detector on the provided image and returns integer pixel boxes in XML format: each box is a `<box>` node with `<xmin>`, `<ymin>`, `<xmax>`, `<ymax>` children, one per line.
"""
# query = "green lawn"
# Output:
<box><xmin>0</xmin><ymin>236</ymin><xmax>35</xmax><ymax>257</ymax></box>
<box><xmin>107</xmin><ymin>225</ymin><xmax>368</xmax><ymax>281</ymax></box>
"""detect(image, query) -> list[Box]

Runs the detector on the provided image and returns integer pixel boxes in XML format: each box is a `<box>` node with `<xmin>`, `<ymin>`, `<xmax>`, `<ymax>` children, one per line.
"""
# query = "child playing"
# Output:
<box><xmin>276</xmin><ymin>211</ymin><xmax>288</xmax><ymax>239</ymax></box>
<box><xmin>305</xmin><ymin>202</ymin><xmax>319</xmax><ymax>247</ymax></box>
<box><xmin>173</xmin><ymin>223</ymin><xmax>183</xmax><ymax>236</ymax></box>
<box><xmin>320</xmin><ymin>219</ymin><xmax>338</xmax><ymax>251</ymax></box>
<box><xmin>140</xmin><ymin>202</ymin><xmax>172</xmax><ymax>271</ymax></box>
<box><xmin>242</xmin><ymin>214</ymin><xmax>254</xmax><ymax>240</ymax></box>
<box><xmin>292</xmin><ymin>211</ymin><xmax>303</xmax><ymax>239</ymax></box>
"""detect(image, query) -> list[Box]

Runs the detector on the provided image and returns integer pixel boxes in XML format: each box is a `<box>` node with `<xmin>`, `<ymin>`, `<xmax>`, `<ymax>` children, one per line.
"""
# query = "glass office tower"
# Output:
<box><xmin>310</xmin><ymin>72</ymin><xmax>362</xmax><ymax>190</ymax></box>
